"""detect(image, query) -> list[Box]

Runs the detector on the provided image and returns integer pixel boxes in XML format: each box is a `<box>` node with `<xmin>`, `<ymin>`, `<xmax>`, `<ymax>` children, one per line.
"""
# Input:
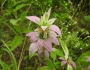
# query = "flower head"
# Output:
<box><xmin>26</xmin><ymin>8</ymin><xmax>61</xmax><ymax>57</ymax></box>
<box><xmin>59</xmin><ymin>57</ymin><xmax>76</xmax><ymax>69</ymax></box>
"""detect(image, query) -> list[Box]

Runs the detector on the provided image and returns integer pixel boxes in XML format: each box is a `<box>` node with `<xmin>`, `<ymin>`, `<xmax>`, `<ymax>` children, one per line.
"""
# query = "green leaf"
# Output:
<box><xmin>10</xmin><ymin>19</ymin><xmax>19</xmax><ymax>25</ymax></box>
<box><xmin>67</xmin><ymin>64</ymin><xmax>73</xmax><ymax>70</ymax></box>
<box><xmin>50</xmin><ymin>51</ymin><xmax>56</xmax><ymax>60</ymax></box>
<box><xmin>13</xmin><ymin>4</ymin><xmax>28</xmax><ymax>12</ymax></box>
<box><xmin>80</xmin><ymin>19</ymin><xmax>85</xmax><ymax>24</ymax></box>
<box><xmin>0</xmin><ymin>60</ymin><xmax>10</xmax><ymax>70</ymax></box>
<box><xmin>76</xmin><ymin>51</ymin><xmax>90</xmax><ymax>62</ymax></box>
<box><xmin>59</xmin><ymin>38</ymin><xmax>69</xmax><ymax>59</ymax></box>
<box><xmin>14</xmin><ymin>26</ymin><xmax>21</xmax><ymax>33</ymax></box>
<box><xmin>1</xmin><ymin>40</ymin><xmax>18</xmax><ymax>70</ymax></box>
<box><xmin>20</xmin><ymin>11</ymin><xmax>27</xmax><ymax>22</ymax></box>
<box><xmin>84</xmin><ymin>15</ymin><xmax>90</xmax><ymax>21</ymax></box>
<box><xmin>23</xmin><ymin>28</ymin><xmax>32</xmax><ymax>33</ymax></box>
<box><xmin>37</xmin><ymin>66</ymin><xmax>55</xmax><ymax>70</ymax></box>
<box><xmin>53</xmin><ymin>49</ymin><xmax>64</xmax><ymax>58</ymax></box>
<box><xmin>11</xmin><ymin>36</ymin><xmax>24</xmax><ymax>51</ymax></box>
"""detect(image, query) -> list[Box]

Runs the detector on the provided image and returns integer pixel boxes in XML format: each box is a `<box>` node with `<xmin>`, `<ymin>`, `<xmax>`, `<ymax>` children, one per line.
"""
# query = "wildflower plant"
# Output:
<box><xmin>26</xmin><ymin>8</ymin><xmax>76</xmax><ymax>70</ymax></box>
<box><xmin>26</xmin><ymin>8</ymin><xmax>61</xmax><ymax>57</ymax></box>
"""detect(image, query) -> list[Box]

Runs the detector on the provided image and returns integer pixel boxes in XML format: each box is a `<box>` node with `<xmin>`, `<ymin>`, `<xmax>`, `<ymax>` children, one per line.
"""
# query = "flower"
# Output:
<box><xmin>26</xmin><ymin>8</ymin><xmax>61</xmax><ymax>57</ymax></box>
<box><xmin>59</xmin><ymin>57</ymin><xmax>76</xmax><ymax>68</ymax></box>
<box><xmin>87</xmin><ymin>56</ymin><xmax>90</xmax><ymax>62</ymax></box>
<box><xmin>88</xmin><ymin>65</ymin><xmax>90</xmax><ymax>70</ymax></box>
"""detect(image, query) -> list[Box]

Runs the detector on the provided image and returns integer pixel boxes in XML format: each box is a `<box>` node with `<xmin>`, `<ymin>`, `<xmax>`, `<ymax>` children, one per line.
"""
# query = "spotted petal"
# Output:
<box><xmin>26</xmin><ymin>16</ymin><xmax>40</xmax><ymax>24</ymax></box>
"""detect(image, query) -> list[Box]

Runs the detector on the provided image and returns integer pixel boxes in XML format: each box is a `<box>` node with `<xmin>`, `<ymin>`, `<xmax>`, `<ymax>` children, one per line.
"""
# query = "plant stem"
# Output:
<box><xmin>17</xmin><ymin>21</ymin><xmax>31</xmax><ymax>70</ymax></box>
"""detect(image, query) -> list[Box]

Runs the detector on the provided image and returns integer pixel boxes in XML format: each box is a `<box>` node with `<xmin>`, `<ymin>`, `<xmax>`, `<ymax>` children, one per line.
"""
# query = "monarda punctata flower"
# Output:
<box><xmin>26</xmin><ymin>8</ymin><xmax>61</xmax><ymax>57</ymax></box>
<box><xmin>59</xmin><ymin>57</ymin><xmax>76</xmax><ymax>69</ymax></box>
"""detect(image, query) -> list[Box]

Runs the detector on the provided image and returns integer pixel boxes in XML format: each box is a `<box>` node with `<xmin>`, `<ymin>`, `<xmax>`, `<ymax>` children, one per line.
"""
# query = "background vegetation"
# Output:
<box><xmin>0</xmin><ymin>0</ymin><xmax>90</xmax><ymax>70</ymax></box>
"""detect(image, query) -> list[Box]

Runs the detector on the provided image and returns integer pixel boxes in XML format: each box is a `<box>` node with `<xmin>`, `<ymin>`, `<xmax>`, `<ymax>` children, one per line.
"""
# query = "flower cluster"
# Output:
<box><xmin>26</xmin><ymin>8</ymin><xmax>61</xmax><ymax>57</ymax></box>
<box><xmin>59</xmin><ymin>57</ymin><xmax>76</xmax><ymax>69</ymax></box>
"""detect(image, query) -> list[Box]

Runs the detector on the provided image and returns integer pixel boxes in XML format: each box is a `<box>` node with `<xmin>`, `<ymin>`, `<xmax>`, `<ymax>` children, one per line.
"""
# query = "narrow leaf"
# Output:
<box><xmin>59</xmin><ymin>38</ymin><xmax>69</xmax><ymax>59</ymax></box>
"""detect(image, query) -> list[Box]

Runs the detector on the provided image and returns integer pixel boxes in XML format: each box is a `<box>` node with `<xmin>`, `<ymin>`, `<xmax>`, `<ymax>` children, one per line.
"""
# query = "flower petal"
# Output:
<box><xmin>70</xmin><ymin>61</ymin><xmax>76</xmax><ymax>68</ymax></box>
<box><xmin>49</xmin><ymin>33</ymin><xmax>59</xmax><ymax>45</ymax></box>
<box><xmin>43</xmin><ymin>40</ymin><xmax>52</xmax><ymax>52</ymax></box>
<box><xmin>49</xmin><ymin>18</ymin><xmax>56</xmax><ymax>24</ymax></box>
<box><xmin>37</xmin><ymin>39</ymin><xmax>43</xmax><ymax>49</ymax></box>
<box><xmin>50</xmin><ymin>31</ymin><xmax>57</xmax><ymax>36</ymax></box>
<box><xmin>30</xmin><ymin>35</ymin><xmax>37</xmax><ymax>42</ymax></box>
<box><xmin>26</xmin><ymin>16</ymin><xmax>40</xmax><ymax>24</ymax></box>
<box><xmin>59</xmin><ymin>57</ymin><xmax>65</xmax><ymax>61</ymax></box>
<box><xmin>61</xmin><ymin>61</ymin><xmax>67</xmax><ymax>66</ymax></box>
<box><xmin>44</xmin><ymin>50</ymin><xmax>49</xmax><ymax>58</ymax></box>
<box><xmin>88</xmin><ymin>65</ymin><xmax>90</xmax><ymax>70</ymax></box>
<box><xmin>87</xmin><ymin>56</ymin><xmax>90</xmax><ymax>62</ymax></box>
<box><xmin>29</xmin><ymin>42</ymin><xmax>38</xmax><ymax>56</ymax></box>
<box><xmin>26</xmin><ymin>32</ymin><xmax>37</xmax><ymax>37</ymax></box>
<box><xmin>38</xmin><ymin>50</ymin><xmax>43</xmax><ymax>58</ymax></box>
<box><xmin>50</xmin><ymin>25</ymin><xmax>62</xmax><ymax>37</ymax></box>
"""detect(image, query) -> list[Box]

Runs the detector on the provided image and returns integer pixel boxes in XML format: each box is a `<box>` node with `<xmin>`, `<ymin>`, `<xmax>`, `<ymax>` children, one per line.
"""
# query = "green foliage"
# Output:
<box><xmin>0</xmin><ymin>60</ymin><xmax>10</xmax><ymax>70</ymax></box>
<box><xmin>0</xmin><ymin>0</ymin><xmax>90</xmax><ymax>70</ymax></box>
<box><xmin>11</xmin><ymin>36</ymin><xmax>24</xmax><ymax>51</ymax></box>
<box><xmin>59</xmin><ymin>38</ymin><xmax>69</xmax><ymax>59</ymax></box>
<box><xmin>37</xmin><ymin>66</ymin><xmax>55</xmax><ymax>70</ymax></box>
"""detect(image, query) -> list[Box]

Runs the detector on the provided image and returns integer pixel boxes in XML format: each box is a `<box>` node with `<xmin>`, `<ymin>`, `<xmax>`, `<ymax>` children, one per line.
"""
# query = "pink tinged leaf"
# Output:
<box><xmin>59</xmin><ymin>57</ymin><xmax>65</xmax><ymax>61</ymax></box>
<box><xmin>44</xmin><ymin>50</ymin><xmax>49</xmax><ymax>58</ymax></box>
<box><xmin>41</xmin><ymin>26</ymin><xmax>48</xmax><ymax>31</ymax></box>
<box><xmin>37</xmin><ymin>39</ymin><xmax>43</xmax><ymax>49</ymax></box>
<box><xmin>43</xmin><ymin>40</ymin><xmax>52</xmax><ymax>52</ymax></box>
<box><xmin>50</xmin><ymin>25</ymin><xmax>62</xmax><ymax>37</ymax></box>
<box><xmin>61</xmin><ymin>61</ymin><xmax>67</xmax><ymax>66</ymax></box>
<box><xmin>49</xmin><ymin>34</ymin><xmax>59</xmax><ymax>45</ymax></box>
<box><xmin>26</xmin><ymin>16</ymin><xmax>40</xmax><ymax>24</ymax></box>
<box><xmin>42</xmin><ymin>12</ymin><xmax>47</xmax><ymax>19</ymax></box>
<box><xmin>50</xmin><ymin>31</ymin><xmax>57</xmax><ymax>36</ymax></box>
<box><xmin>87</xmin><ymin>56</ymin><xmax>90</xmax><ymax>62</ymax></box>
<box><xmin>47</xmin><ymin>8</ymin><xmax>51</xmax><ymax>18</ymax></box>
<box><xmin>26</xmin><ymin>32</ymin><xmax>37</xmax><ymax>37</ymax></box>
<box><xmin>70</xmin><ymin>61</ymin><xmax>76</xmax><ymax>68</ymax></box>
<box><xmin>49</xmin><ymin>18</ymin><xmax>56</xmax><ymax>24</ymax></box>
<box><xmin>38</xmin><ymin>50</ymin><xmax>43</xmax><ymax>58</ymax></box>
<box><xmin>29</xmin><ymin>42</ymin><xmax>38</xmax><ymax>55</ymax></box>
<box><xmin>30</xmin><ymin>35</ymin><xmax>37</xmax><ymax>42</ymax></box>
